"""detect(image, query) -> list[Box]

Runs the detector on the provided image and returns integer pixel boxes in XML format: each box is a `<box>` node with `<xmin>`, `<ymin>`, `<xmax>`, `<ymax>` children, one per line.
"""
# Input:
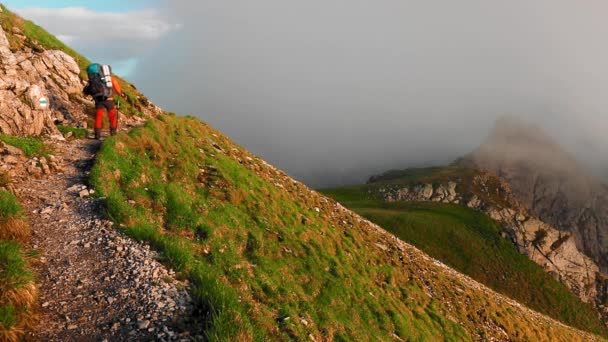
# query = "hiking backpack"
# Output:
<box><xmin>86</xmin><ymin>63</ymin><xmax>113</xmax><ymax>100</ymax></box>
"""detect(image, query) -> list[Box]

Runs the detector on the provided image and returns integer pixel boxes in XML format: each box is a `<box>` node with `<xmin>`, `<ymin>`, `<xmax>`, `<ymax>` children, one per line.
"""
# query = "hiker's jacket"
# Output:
<box><xmin>107</xmin><ymin>75</ymin><xmax>123</xmax><ymax>100</ymax></box>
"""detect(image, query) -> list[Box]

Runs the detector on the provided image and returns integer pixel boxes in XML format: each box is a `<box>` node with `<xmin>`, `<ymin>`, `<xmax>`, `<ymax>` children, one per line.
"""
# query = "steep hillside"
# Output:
<box><xmin>323</xmin><ymin>168</ymin><xmax>608</xmax><ymax>335</ymax></box>
<box><xmin>91</xmin><ymin>115</ymin><xmax>603</xmax><ymax>340</ymax></box>
<box><xmin>460</xmin><ymin>116</ymin><xmax>608</xmax><ymax>271</ymax></box>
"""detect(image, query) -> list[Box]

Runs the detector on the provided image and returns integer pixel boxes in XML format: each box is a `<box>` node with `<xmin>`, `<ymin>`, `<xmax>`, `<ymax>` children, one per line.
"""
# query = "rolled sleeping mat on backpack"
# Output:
<box><xmin>102</xmin><ymin>65</ymin><xmax>113</xmax><ymax>88</ymax></box>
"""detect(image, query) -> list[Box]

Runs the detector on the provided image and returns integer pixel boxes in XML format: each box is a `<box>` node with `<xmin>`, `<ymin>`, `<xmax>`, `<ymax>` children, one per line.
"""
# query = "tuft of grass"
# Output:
<box><xmin>0</xmin><ymin>135</ymin><xmax>50</xmax><ymax>157</ymax></box>
<box><xmin>0</xmin><ymin>241</ymin><xmax>33</xmax><ymax>293</ymax></box>
<box><xmin>0</xmin><ymin>241</ymin><xmax>36</xmax><ymax>342</ymax></box>
<box><xmin>0</xmin><ymin>192</ymin><xmax>21</xmax><ymax>221</ymax></box>
<box><xmin>57</xmin><ymin>125</ymin><xmax>88</xmax><ymax>139</ymax></box>
<box><xmin>0</xmin><ymin>218</ymin><xmax>29</xmax><ymax>244</ymax></box>
<box><xmin>92</xmin><ymin>114</ymin><xmax>604</xmax><ymax>341</ymax></box>
<box><xmin>0</xmin><ymin>305</ymin><xmax>15</xmax><ymax>330</ymax></box>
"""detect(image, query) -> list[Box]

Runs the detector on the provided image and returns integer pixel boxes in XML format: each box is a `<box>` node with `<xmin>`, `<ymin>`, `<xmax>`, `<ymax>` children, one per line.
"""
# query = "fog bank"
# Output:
<box><xmin>132</xmin><ymin>0</ymin><xmax>608</xmax><ymax>187</ymax></box>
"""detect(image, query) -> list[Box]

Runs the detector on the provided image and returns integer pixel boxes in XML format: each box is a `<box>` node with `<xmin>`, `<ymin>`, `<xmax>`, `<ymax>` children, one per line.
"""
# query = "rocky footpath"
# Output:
<box><xmin>11</xmin><ymin>138</ymin><xmax>200</xmax><ymax>341</ymax></box>
<box><xmin>373</xmin><ymin>173</ymin><xmax>606</xmax><ymax>308</ymax></box>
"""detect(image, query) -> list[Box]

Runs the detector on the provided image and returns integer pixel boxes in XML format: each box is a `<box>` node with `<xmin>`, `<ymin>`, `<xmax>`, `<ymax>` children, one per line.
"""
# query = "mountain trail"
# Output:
<box><xmin>13</xmin><ymin>135</ymin><xmax>198</xmax><ymax>341</ymax></box>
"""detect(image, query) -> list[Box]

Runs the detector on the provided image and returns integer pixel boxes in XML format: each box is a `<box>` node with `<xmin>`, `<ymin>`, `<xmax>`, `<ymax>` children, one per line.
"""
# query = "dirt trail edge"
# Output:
<box><xmin>14</xmin><ymin>137</ymin><xmax>199</xmax><ymax>341</ymax></box>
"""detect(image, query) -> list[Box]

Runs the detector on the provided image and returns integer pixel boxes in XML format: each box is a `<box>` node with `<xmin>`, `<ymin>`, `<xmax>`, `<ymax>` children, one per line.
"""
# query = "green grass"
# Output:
<box><xmin>91</xmin><ymin>116</ymin><xmax>470</xmax><ymax>340</ymax></box>
<box><xmin>0</xmin><ymin>192</ymin><xmax>21</xmax><ymax>221</ymax></box>
<box><xmin>0</xmin><ymin>135</ymin><xmax>49</xmax><ymax>157</ymax></box>
<box><xmin>0</xmin><ymin>305</ymin><xmax>15</xmax><ymax>330</ymax></box>
<box><xmin>0</xmin><ymin>241</ymin><xmax>33</xmax><ymax>294</ymax></box>
<box><xmin>368</xmin><ymin>166</ymin><xmax>476</xmax><ymax>185</ymax></box>
<box><xmin>92</xmin><ymin>115</ymin><xmax>603</xmax><ymax>341</ymax></box>
<box><xmin>57</xmin><ymin>125</ymin><xmax>88</xmax><ymax>139</ymax></box>
<box><xmin>0</xmin><ymin>190</ymin><xmax>36</xmax><ymax>339</ymax></box>
<box><xmin>322</xmin><ymin>187</ymin><xmax>608</xmax><ymax>337</ymax></box>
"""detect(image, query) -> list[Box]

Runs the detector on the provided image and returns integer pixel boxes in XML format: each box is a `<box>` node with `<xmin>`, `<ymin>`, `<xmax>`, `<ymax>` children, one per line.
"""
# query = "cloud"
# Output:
<box><xmin>131</xmin><ymin>1</ymin><xmax>608</xmax><ymax>187</ymax></box>
<box><xmin>17</xmin><ymin>6</ymin><xmax>178</xmax><ymax>41</ymax></box>
<box><xmin>16</xmin><ymin>6</ymin><xmax>180</xmax><ymax>74</ymax></box>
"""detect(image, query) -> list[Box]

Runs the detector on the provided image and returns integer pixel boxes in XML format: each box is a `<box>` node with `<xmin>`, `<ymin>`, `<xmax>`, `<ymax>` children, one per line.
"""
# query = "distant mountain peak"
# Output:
<box><xmin>488</xmin><ymin>115</ymin><xmax>559</xmax><ymax>149</ymax></box>
<box><xmin>460</xmin><ymin>116</ymin><xmax>608</xmax><ymax>273</ymax></box>
<box><xmin>466</xmin><ymin>115</ymin><xmax>583</xmax><ymax>176</ymax></box>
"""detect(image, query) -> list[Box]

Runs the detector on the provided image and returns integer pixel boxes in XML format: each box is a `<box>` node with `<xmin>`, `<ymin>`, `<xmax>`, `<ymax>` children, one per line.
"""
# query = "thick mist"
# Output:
<box><xmin>131</xmin><ymin>0</ymin><xmax>608</xmax><ymax>188</ymax></box>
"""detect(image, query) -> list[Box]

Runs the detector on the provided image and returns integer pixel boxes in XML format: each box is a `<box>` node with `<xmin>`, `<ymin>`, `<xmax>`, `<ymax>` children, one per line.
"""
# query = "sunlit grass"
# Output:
<box><xmin>93</xmin><ymin>114</ymin><xmax>605</xmax><ymax>340</ymax></box>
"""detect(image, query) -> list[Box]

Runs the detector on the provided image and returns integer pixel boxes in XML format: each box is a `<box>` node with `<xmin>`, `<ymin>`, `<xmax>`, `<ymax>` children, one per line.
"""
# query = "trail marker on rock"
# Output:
<box><xmin>39</xmin><ymin>97</ymin><xmax>49</xmax><ymax>109</ymax></box>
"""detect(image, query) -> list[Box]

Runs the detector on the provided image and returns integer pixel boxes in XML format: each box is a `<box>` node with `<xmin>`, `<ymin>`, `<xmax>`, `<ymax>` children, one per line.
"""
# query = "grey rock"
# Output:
<box><xmin>137</xmin><ymin>320</ymin><xmax>151</xmax><ymax>330</ymax></box>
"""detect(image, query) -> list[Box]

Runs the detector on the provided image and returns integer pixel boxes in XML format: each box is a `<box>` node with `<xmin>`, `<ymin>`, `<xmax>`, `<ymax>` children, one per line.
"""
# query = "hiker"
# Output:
<box><xmin>83</xmin><ymin>63</ymin><xmax>124</xmax><ymax>139</ymax></box>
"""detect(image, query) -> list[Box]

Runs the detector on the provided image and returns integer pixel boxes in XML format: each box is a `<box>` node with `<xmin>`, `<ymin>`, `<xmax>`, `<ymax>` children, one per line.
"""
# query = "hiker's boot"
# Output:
<box><xmin>94</xmin><ymin>129</ymin><xmax>102</xmax><ymax>140</ymax></box>
<box><xmin>110</xmin><ymin>128</ymin><xmax>117</xmax><ymax>136</ymax></box>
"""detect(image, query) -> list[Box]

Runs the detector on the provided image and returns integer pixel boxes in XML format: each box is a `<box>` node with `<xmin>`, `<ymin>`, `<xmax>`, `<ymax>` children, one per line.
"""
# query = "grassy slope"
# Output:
<box><xmin>0</xmin><ymin>4</ymin><xmax>152</xmax><ymax>118</ymax></box>
<box><xmin>322</xmin><ymin>172</ymin><xmax>608</xmax><ymax>336</ymax></box>
<box><xmin>92</xmin><ymin>115</ymin><xmax>603</xmax><ymax>341</ymax></box>
<box><xmin>0</xmin><ymin>188</ymin><xmax>36</xmax><ymax>342</ymax></box>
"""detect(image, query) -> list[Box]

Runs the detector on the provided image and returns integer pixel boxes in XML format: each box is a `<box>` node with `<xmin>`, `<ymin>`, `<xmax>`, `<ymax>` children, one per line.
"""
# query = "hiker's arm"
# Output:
<box><xmin>112</xmin><ymin>76</ymin><xmax>123</xmax><ymax>96</ymax></box>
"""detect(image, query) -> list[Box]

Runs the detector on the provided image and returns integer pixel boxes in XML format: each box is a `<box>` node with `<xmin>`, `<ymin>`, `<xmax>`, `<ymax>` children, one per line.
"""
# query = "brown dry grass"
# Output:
<box><xmin>4</xmin><ymin>284</ymin><xmax>38</xmax><ymax>309</ymax></box>
<box><xmin>0</xmin><ymin>218</ymin><xmax>30</xmax><ymax>243</ymax></box>
<box><xmin>0</xmin><ymin>275</ymin><xmax>38</xmax><ymax>342</ymax></box>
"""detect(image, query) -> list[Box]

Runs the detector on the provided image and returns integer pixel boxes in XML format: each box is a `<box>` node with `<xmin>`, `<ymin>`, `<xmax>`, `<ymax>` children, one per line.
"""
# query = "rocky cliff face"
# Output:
<box><xmin>460</xmin><ymin>117</ymin><xmax>608</xmax><ymax>273</ymax></box>
<box><xmin>372</xmin><ymin>172</ymin><xmax>608</xmax><ymax>310</ymax></box>
<box><xmin>0</xmin><ymin>24</ymin><xmax>85</xmax><ymax>136</ymax></box>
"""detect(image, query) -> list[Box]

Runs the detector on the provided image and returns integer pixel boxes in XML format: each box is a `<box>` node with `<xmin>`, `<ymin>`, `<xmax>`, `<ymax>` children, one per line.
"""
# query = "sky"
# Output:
<box><xmin>3</xmin><ymin>0</ymin><xmax>172</xmax><ymax>76</ymax></box>
<box><xmin>6</xmin><ymin>1</ymin><xmax>608</xmax><ymax>187</ymax></box>
<box><xmin>4</xmin><ymin>0</ymin><xmax>151</xmax><ymax>11</ymax></box>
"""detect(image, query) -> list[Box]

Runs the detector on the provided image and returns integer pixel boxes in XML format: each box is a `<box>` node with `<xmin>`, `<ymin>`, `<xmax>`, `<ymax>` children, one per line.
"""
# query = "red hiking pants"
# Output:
<box><xmin>94</xmin><ymin>99</ymin><xmax>118</xmax><ymax>130</ymax></box>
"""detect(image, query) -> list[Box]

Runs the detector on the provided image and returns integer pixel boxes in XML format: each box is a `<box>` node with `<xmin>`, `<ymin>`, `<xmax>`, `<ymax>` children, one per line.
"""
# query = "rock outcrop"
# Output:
<box><xmin>460</xmin><ymin>117</ymin><xmax>608</xmax><ymax>274</ymax></box>
<box><xmin>0</xmin><ymin>24</ymin><xmax>86</xmax><ymax>136</ymax></box>
<box><xmin>373</xmin><ymin>173</ymin><xmax>606</xmax><ymax>307</ymax></box>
